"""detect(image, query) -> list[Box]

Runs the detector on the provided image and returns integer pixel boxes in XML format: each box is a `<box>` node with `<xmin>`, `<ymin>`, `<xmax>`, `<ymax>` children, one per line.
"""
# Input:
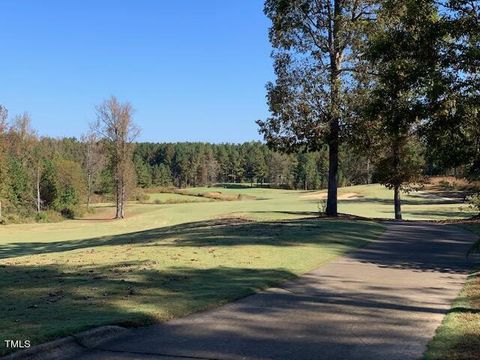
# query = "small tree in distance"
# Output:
<box><xmin>81</xmin><ymin>131</ymin><xmax>105</xmax><ymax>209</ymax></box>
<box><xmin>361</xmin><ymin>0</ymin><xmax>437</xmax><ymax>220</ymax></box>
<box><xmin>93</xmin><ymin>96</ymin><xmax>140</xmax><ymax>219</ymax></box>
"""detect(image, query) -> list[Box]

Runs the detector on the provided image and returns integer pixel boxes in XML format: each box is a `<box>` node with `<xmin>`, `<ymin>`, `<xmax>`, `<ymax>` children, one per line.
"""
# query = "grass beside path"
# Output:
<box><xmin>424</xmin><ymin>223</ymin><xmax>480</xmax><ymax>360</ymax></box>
<box><xmin>0</xmin><ymin>218</ymin><xmax>385</xmax><ymax>355</ymax></box>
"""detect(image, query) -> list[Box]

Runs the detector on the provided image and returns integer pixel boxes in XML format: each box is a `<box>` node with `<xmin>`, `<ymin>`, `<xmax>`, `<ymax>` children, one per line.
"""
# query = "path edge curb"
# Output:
<box><xmin>1</xmin><ymin>326</ymin><xmax>128</xmax><ymax>360</ymax></box>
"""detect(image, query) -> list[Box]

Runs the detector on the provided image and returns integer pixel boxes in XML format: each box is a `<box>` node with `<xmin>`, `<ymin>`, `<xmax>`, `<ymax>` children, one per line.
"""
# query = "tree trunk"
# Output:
<box><xmin>326</xmin><ymin>131</ymin><xmax>339</xmax><ymax>216</ymax></box>
<box><xmin>115</xmin><ymin>181</ymin><xmax>122</xmax><ymax>219</ymax></box>
<box><xmin>36</xmin><ymin>167</ymin><xmax>41</xmax><ymax>213</ymax></box>
<box><xmin>366</xmin><ymin>159</ymin><xmax>371</xmax><ymax>184</ymax></box>
<box><xmin>325</xmin><ymin>1</ymin><xmax>341</xmax><ymax>217</ymax></box>
<box><xmin>0</xmin><ymin>200</ymin><xmax>2</xmax><ymax>223</ymax></box>
<box><xmin>120</xmin><ymin>182</ymin><xmax>125</xmax><ymax>219</ymax></box>
<box><xmin>87</xmin><ymin>173</ymin><xmax>92</xmax><ymax>209</ymax></box>
<box><xmin>394</xmin><ymin>185</ymin><xmax>402</xmax><ymax>220</ymax></box>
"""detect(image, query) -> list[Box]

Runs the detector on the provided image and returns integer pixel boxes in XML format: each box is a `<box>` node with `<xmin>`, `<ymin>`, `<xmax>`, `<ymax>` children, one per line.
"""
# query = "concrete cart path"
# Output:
<box><xmin>77</xmin><ymin>222</ymin><xmax>478</xmax><ymax>360</ymax></box>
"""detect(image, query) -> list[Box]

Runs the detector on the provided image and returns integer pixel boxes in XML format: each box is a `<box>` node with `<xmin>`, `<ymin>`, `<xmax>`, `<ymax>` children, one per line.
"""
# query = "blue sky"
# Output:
<box><xmin>0</xmin><ymin>0</ymin><xmax>273</xmax><ymax>143</ymax></box>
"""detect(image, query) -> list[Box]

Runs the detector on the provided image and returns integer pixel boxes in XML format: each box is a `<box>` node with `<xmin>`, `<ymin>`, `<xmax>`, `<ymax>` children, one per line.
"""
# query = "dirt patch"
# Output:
<box><xmin>302</xmin><ymin>192</ymin><xmax>361</xmax><ymax>200</ymax></box>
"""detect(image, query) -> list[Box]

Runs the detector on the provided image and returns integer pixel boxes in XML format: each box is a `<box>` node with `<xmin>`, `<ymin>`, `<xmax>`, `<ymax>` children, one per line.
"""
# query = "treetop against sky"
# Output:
<box><xmin>0</xmin><ymin>1</ymin><xmax>273</xmax><ymax>143</ymax></box>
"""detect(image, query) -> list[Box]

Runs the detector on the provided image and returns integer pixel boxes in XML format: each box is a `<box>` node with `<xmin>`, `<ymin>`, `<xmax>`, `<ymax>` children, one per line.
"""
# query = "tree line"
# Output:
<box><xmin>133</xmin><ymin>141</ymin><xmax>374</xmax><ymax>190</ymax></box>
<box><xmin>0</xmin><ymin>0</ymin><xmax>477</xmax><ymax>222</ymax></box>
<box><xmin>0</xmin><ymin>104</ymin><xmax>378</xmax><ymax>224</ymax></box>
<box><xmin>0</xmin><ymin>97</ymin><xmax>140</xmax><ymax>222</ymax></box>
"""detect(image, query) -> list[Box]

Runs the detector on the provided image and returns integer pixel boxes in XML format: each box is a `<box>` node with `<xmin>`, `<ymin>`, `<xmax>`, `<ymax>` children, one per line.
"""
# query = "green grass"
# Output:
<box><xmin>0</xmin><ymin>184</ymin><xmax>471</xmax><ymax>247</ymax></box>
<box><xmin>0</xmin><ymin>218</ymin><xmax>385</xmax><ymax>354</ymax></box>
<box><xmin>0</xmin><ymin>183</ymin><xmax>474</xmax><ymax>354</ymax></box>
<box><xmin>145</xmin><ymin>192</ymin><xmax>212</xmax><ymax>204</ymax></box>
<box><xmin>424</xmin><ymin>224</ymin><xmax>480</xmax><ymax>360</ymax></box>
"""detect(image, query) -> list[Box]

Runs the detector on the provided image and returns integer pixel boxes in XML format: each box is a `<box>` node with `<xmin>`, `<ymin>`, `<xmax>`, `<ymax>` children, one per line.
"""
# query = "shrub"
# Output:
<box><xmin>439</xmin><ymin>180</ymin><xmax>454</xmax><ymax>190</ymax></box>
<box><xmin>317</xmin><ymin>199</ymin><xmax>327</xmax><ymax>216</ymax></box>
<box><xmin>35</xmin><ymin>210</ymin><xmax>63</xmax><ymax>223</ymax></box>
<box><xmin>466</xmin><ymin>193</ymin><xmax>480</xmax><ymax>214</ymax></box>
<box><xmin>132</xmin><ymin>189</ymin><xmax>150</xmax><ymax>203</ymax></box>
<box><xmin>60</xmin><ymin>207</ymin><xmax>76</xmax><ymax>219</ymax></box>
<box><xmin>35</xmin><ymin>211</ymin><xmax>49</xmax><ymax>222</ymax></box>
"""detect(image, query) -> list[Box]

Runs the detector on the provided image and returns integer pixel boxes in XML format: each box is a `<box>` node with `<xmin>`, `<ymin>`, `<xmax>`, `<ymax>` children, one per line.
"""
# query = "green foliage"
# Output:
<box><xmin>132</xmin><ymin>142</ymin><xmax>372</xmax><ymax>192</ymax></box>
<box><xmin>152</xmin><ymin>164</ymin><xmax>172</xmax><ymax>187</ymax></box>
<box><xmin>374</xmin><ymin>139</ymin><xmax>425</xmax><ymax>191</ymax></box>
<box><xmin>134</xmin><ymin>155</ymin><xmax>152</xmax><ymax>188</ymax></box>
<box><xmin>466</xmin><ymin>193</ymin><xmax>480</xmax><ymax>214</ymax></box>
<box><xmin>98</xmin><ymin>168</ymin><xmax>114</xmax><ymax>194</ymax></box>
<box><xmin>295</xmin><ymin>152</ymin><xmax>322</xmax><ymax>190</ymax></box>
<box><xmin>422</xmin><ymin>0</ymin><xmax>479</xmax><ymax>179</ymax></box>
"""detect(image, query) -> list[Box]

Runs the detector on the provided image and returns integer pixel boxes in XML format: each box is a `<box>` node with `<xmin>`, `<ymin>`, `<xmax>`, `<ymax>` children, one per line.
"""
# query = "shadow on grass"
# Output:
<box><xmin>69</xmin><ymin>269</ymin><xmax>473</xmax><ymax>360</ymax></box>
<box><xmin>212</xmin><ymin>183</ymin><xmax>258</xmax><ymax>189</ymax></box>
<box><xmin>315</xmin><ymin>197</ymin><xmax>464</xmax><ymax>206</ymax></box>
<box><xmin>0</xmin><ymin>218</ymin><xmax>382</xmax><ymax>260</ymax></box>
<box><xmin>1</xmin><ymin>260</ymin><xmax>468</xmax><ymax>358</ymax></box>
<box><xmin>400</xmin><ymin>210</ymin><xmax>471</xmax><ymax>218</ymax></box>
<box><xmin>247</xmin><ymin>210</ymin><xmax>320</xmax><ymax>217</ymax></box>
<box><xmin>447</xmin><ymin>306</ymin><xmax>480</xmax><ymax>314</ymax></box>
<box><xmin>0</xmin><ymin>264</ymin><xmax>295</xmax><ymax>356</ymax></box>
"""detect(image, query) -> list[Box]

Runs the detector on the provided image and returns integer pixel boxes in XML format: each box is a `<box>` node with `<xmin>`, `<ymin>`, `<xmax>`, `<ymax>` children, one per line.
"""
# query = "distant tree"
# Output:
<box><xmin>93</xmin><ymin>97</ymin><xmax>140</xmax><ymax>219</ymax></box>
<box><xmin>245</xmin><ymin>144</ymin><xmax>268</xmax><ymax>186</ymax></box>
<box><xmin>10</xmin><ymin>113</ymin><xmax>44</xmax><ymax>213</ymax></box>
<box><xmin>295</xmin><ymin>152</ymin><xmax>320</xmax><ymax>190</ymax></box>
<box><xmin>228</xmin><ymin>147</ymin><xmax>244</xmax><ymax>183</ymax></box>
<box><xmin>362</xmin><ymin>0</ymin><xmax>437</xmax><ymax>219</ymax></box>
<box><xmin>0</xmin><ymin>105</ymin><xmax>7</xmax><ymax>133</ymax></box>
<box><xmin>258</xmin><ymin>0</ymin><xmax>376</xmax><ymax>216</ymax></box>
<box><xmin>81</xmin><ymin>132</ymin><xmax>104</xmax><ymax>208</ymax></box>
<box><xmin>267</xmin><ymin>151</ymin><xmax>294</xmax><ymax>187</ymax></box>
<box><xmin>0</xmin><ymin>105</ymin><xmax>8</xmax><ymax>221</ymax></box>
<box><xmin>134</xmin><ymin>155</ymin><xmax>152</xmax><ymax>188</ymax></box>
<box><xmin>152</xmin><ymin>164</ymin><xmax>172</xmax><ymax>187</ymax></box>
<box><xmin>53</xmin><ymin>159</ymin><xmax>86</xmax><ymax>216</ymax></box>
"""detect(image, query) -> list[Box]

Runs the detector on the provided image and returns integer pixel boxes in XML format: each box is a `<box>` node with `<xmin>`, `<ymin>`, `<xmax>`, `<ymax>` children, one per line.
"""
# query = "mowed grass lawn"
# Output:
<box><xmin>1</xmin><ymin>219</ymin><xmax>385</xmax><ymax>354</ymax></box>
<box><xmin>424</xmin><ymin>223</ymin><xmax>480</xmax><ymax>360</ymax></box>
<box><xmin>0</xmin><ymin>184</ymin><xmax>474</xmax><ymax>354</ymax></box>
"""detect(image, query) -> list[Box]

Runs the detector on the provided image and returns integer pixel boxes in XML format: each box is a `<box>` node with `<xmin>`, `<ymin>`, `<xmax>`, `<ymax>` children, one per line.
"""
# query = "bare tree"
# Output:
<box><xmin>0</xmin><ymin>105</ymin><xmax>8</xmax><ymax>222</ymax></box>
<box><xmin>81</xmin><ymin>131</ymin><xmax>105</xmax><ymax>209</ymax></box>
<box><xmin>93</xmin><ymin>97</ymin><xmax>139</xmax><ymax>219</ymax></box>
<box><xmin>0</xmin><ymin>105</ymin><xmax>7</xmax><ymax>133</ymax></box>
<box><xmin>11</xmin><ymin>113</ymin><xmax>43</xmax><ymax>213</ymax></box>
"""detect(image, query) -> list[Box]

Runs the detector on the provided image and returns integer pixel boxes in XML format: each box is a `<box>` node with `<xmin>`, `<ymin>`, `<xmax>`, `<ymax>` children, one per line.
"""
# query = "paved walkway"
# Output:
<box><xmin>77</xmin><ymin>222</ymin><xmax>478</xmax><ymax>360</ymax></box>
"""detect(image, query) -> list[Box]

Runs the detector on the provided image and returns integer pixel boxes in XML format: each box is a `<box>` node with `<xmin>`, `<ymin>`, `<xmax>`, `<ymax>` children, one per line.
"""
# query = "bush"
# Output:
<box><xmin>35</xmin><ymin>211</ymin><xmax>49</xmax><ymax>222</ymax></box>
<box><xmin>439</xmin><ymin>180</ymin><xmax>454</xmax><ymax>190</ymax></box>
<box><xmin>317</xmin><ymin>199</ymin><xmax>327</xmax><ymax>216</ymax></box>
<box><xmin>35</xmin><ymin>210</ymin><xmax>63</xmax><ymax>223</ymax></box>
<box><xmin>137</xmin><ymin>193</ymin><xmax>150</xmax><ymax>203</ymax></box>
<box><xmin>466</xmin><ymin>193</ymin><xmax>480</xmax><ymax>214</ymax></box>
<box><xmin>60</xmin><ymin>207</ymin><xmax>76</xmax><ymax>219</ymax></box>
<box><xmin>132</xmin><ymin>189</ymin><xmax>150</xmax><ymax>203</ymax></box>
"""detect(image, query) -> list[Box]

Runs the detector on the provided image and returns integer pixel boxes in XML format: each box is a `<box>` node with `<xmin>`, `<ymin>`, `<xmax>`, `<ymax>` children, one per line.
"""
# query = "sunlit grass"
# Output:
<box><xmin>424</xmin><ymin>224</ymin><xmax>480</xmax><ymax>360</ymax></box>
<box><xmin>0</xmin><ymin>183</ymin><xmax>474</xmax><ymax>354</ymax></box>
<box><xmin>0</xmin><ymin>219</ymin><xmax>385</xmax><ymax>354</ymax></box>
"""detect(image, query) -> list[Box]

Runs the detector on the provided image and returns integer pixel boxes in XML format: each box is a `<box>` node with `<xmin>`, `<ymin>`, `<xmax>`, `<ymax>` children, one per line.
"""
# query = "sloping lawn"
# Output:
<box><xmin>0</xmin><ymin>218</ymin><xmax>385</xmax><ymax>355</ymax></box>
<box><xmin>424</xmin><ymin>223</ymin><xmax>480</xmax><ymax>360</ymax></box>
